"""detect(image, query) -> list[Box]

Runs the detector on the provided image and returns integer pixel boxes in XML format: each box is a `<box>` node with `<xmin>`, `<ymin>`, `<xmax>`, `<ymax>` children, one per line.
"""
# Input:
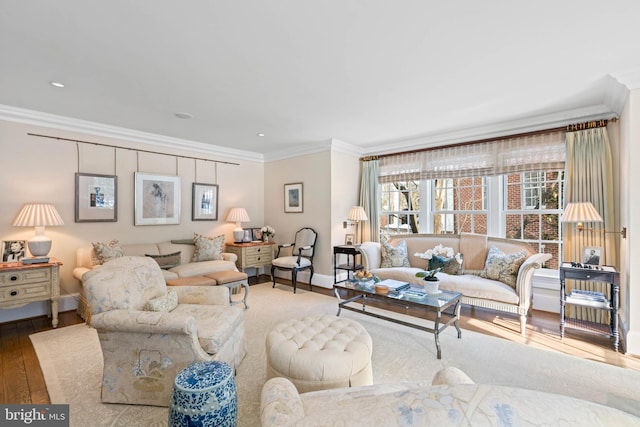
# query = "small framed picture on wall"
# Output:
<box><xmin>284</xmin><ymin>182</ymin><xmax>303</xmax><ymax>213</ymax></box>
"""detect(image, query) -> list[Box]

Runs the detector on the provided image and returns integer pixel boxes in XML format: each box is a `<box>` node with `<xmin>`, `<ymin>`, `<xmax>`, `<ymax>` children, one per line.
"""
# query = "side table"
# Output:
<box><xmin>0</xmin><ymin>258</ymin><xmax>62</xmax><ymax>327</ymax></box>
<box><xmin>333</xmin><ymin>245</ymin><xmax>363</xmax><ymax>284</ymax></box>
<box><xmin>225</xmin><ymin>241</ymin><xmax>275</xmax><ymax>277</ymax></box>
<box><xmin>559</xmin><ymin>262</ymin><xmax>620</xmax><ymax>351</ymax></box>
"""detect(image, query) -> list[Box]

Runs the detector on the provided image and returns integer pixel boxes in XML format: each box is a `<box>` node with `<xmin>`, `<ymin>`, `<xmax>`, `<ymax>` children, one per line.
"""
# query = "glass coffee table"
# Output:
<box><xmin>333</xmin><ymin>280</ymin><xmax>462</xmax><ymax>359</ymax></box>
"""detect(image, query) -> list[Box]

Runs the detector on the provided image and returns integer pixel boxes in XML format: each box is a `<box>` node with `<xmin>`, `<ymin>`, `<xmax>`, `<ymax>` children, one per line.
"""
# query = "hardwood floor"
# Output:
<box><xmin>2</xmin><ymin>276</ymin><xmax>639</xmax><ymax>404</ymax></box>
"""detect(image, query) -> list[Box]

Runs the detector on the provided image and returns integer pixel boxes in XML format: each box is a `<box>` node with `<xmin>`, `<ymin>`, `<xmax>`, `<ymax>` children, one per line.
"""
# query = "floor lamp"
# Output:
<box><xmin>348</xmin><ymin>206</ymin><xmax>368</xmax><ymax>244</ymax></box>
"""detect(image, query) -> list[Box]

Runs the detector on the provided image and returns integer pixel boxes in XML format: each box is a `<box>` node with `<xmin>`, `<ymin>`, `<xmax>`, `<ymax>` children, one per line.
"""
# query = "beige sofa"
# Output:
<box><xmin>260</xmin><ymin>368</ymin><xmax>640</xmax><ymax>426</ymax></box>
<box><xmin>73</xmin><ymin>240</ymin><xmax>239</xmax><ymax>319</ymax></box>
<box><xmin>358</xmin><ymin>233</ymin><xmax>551</xmax><ymax>335</ymax></box>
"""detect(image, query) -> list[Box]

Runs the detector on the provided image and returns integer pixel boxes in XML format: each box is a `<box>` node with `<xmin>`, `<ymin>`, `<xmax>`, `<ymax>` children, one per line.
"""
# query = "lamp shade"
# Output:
<box><xmin>226</xmin><ymin>208</ymin><xmax>251</xmax><ymax>223</ymax></box>
<box><xmin>561</xmin><ymin>202</ymin><xmax>603</xmax><ymax>223</ymax></box>
<box><xmin>13</xmin><ymin>203</ymin><xmax>64</xmax><ymax>227</ymax></box>
<box><xmin>13</xmin><ymin>203</ymin><xmax>64</xmax><ymax>257</ymax></box>
<box><xmin>347</xmin><ymin>206</ymin><xmax>368</xmax><ymax>222</ymax></box>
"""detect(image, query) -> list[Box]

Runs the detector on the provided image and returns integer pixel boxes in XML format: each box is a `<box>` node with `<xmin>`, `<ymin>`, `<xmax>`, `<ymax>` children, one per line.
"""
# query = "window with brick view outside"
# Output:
<box><xmin>379</xmin><ymin>170</ymin><xmax>563</xmax><ymax>270</ymax></box>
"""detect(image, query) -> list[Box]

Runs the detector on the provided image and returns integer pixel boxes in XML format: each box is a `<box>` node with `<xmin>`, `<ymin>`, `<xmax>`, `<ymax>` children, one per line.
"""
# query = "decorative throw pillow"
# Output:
<box><xmin>429</xmin><ymin>254</ymin><xmax>463</xmax><ymax>275</ymax></box>
<box><xmin>144</xmin><ymin>290</ymin><xmax>178</xmax><ymax>312</ymax></box>
<box><xmin>192</xmin><ymin>233</ymin><xmax>224</xmax><ymax>262</ymax></box>
<box><xmin>91</xmin><ymin>240</ymin><xmax>125</xmax><ymax>266</ymax></box>
<box><xmin>380</xmin><ymin>240</ymin><xmax>411</xmax><ymax>268</ymax></box>
<box><xmin>146</xmin><ymin>251</ymin><xmax>181</xmax><ymax>270</ymax></box>
<box><xmin>480</xmin><ymin>246</ymin><xmax>528</xmax><ymax>288</ymax></box>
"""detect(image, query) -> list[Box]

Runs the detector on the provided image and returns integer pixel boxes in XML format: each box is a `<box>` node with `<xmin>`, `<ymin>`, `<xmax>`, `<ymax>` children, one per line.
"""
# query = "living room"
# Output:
<box><xmin>2</xmin><ymin>2</ymin><xmax>640</xmax><ymax>425</ymax></box>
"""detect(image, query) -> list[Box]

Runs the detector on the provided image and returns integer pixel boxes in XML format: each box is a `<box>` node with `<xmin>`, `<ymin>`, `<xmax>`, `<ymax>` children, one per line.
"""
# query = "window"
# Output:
<box><xmin>379</xmin><ymin>171</ymin><xmax>564</xmax><ymax>269</ymax></box>
<box><xmin>432</xmin><ymin>177</ymin><xmax>487</xmax><ymax>234</ymax></box>
<box><xmin>504</xmin><ymin>171</ymin><xmax>564</xmax><ymax>269</ymax></box>
<box><xmin>379</xmin><ymin>181</ymin><xmax>419</xmax><ymax>234</ymax></box>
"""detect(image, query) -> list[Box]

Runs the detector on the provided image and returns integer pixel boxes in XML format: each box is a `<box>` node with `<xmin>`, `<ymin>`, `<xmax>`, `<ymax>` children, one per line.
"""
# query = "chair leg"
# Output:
<box><xmin>309</xmin><ymin>266</ymin><xmax>314</xmax><ymax>291</ymax></box>
<box><xmin>271</xmin><ymin>266</ymin><xmax>277</xmax><ymax>289</ymax></box>
<box><xmin>291</xmin><ymin>269</ymin><xmax>297</xmax><ymax>293</ymax></box>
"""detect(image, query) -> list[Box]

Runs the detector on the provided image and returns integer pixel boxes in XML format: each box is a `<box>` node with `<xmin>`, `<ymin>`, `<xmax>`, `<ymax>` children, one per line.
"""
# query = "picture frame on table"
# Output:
<box><xmin>583</xmin><ymin>246</ymin><xmax>603</xmax><ymax>266</ymax></box>
<box><xmin>1</xmin><ymin>240</ymin><xmax>26</xmax><ymax>262</ymax></box>
<box><xmin>345</xmin><ymin>234</ymin><xmax>355</xmax><ymax>245</ymax></box>
<box><xmin>75</xmin><ymin>173</ymin><xmax>118</xmax><ymax>222</ymax></box>
<box><xmin>192</xmin><ymin>183</ymin><xmax>219</xmax><ymax>221</ymax></box>
<box><xmin>134</xmin><ymin>172</ymin><xmax>181</xmax><ymax>225</ymax></box>
<box><xmin>242</xmin><ymin>229</ymin><xmax>253</xmax><ymax>242</ymax></box>
<box><xmin>284</xmin><ymin>182</ymin><xmax>303</xmax><ymax>213</ymax></box>
<box><xmin>251</xmin><ymin>228</ymin><xmax>263</xmax><ymax>241</ymax></box>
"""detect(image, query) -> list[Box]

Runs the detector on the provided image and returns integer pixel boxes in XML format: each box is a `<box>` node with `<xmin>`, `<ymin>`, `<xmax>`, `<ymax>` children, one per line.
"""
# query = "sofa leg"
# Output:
<box><xmin>520</xmin><ymin>315</ymin><xmax>527</xmax><ymax>336</ymax></box>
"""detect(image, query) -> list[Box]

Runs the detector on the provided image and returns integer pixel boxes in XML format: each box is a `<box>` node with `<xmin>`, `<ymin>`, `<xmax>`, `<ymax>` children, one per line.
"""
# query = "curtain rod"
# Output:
<box><xmin>28</xmin><ymin>133</ymin><xmax>240</xmax><ymax>166</ymax></box>
<box><xmin>362</xmin><ymin>118</ymin><xmax>614</xmax><ymax>160</ymax></box>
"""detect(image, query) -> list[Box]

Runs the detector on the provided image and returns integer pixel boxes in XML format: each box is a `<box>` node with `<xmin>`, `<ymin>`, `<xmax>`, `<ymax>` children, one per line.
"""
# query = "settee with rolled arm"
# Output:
<box><xmin>73</xmin><ymin>237</ymin><xmax>239</xmax><ymax>319</ymax></box>
<box><xmin>358</xmin><ymin>233</ymin><xmax>551</xmax><ymax>335</ymax></box>
<box><xmin>261</xmin><ymin>367</ymin><xmax>640</xmax><ymax>426</ymax></box>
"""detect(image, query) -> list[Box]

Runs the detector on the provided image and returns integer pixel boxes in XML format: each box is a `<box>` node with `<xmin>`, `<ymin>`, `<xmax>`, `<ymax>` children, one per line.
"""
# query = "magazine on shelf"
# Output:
<box><xmin>569</xmin><ymin>289</ymin><xmax>607</xmax><ymax>302</ymax></box>
<box><xmin>377</xmin><ymin>279</ymin><xmax>411</xmax><ymax>292</ymax></box>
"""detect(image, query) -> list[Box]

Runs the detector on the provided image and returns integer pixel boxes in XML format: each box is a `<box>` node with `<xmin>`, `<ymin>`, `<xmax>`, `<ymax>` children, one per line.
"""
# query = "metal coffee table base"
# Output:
<box><xmin>335</xmin><ymin>290</ymin><xmax>462</xmax><ymax>359</ymax></box>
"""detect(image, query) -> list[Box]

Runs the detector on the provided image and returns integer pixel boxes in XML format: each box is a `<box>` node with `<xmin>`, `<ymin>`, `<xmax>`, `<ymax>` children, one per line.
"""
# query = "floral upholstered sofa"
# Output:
<box><xmin>73</xmin><ymin>235</ymin><xmax>239</xmax><ymax>319</ymax></box>
<box><xmin>261</xmin><ymin>367</ymin><xmax>640</xmax><ymax>426</ymax></box>
<box><xmin>358</xmin><ymin>233</ymin><xmax>551</xmax><ymax>335</ymax></box>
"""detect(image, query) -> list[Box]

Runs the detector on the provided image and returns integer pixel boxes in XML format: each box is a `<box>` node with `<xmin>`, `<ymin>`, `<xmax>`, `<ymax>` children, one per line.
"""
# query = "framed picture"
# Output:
<box><xmin>284</xmin><ymin>182</ymin><xmax>303</xmax><ymax>213</ymax></box>
<box><xmin>251</xmin><ymin>228</ymin><xmax>263</xmax><ymax>241</ymax></box>
<box><xmin>134</xmin><ymin>172</ymin><xmax>181</xmax><ymax>225</ymax></box>
<box><xmin>242</xmin><ymin>229</ymin><xmax>253</xmax><ymax>242</ymax></box>
<box><xmin>75</xmin><ymin>173</ymin><xmax>117</xmax><ymax>222</ymax></box>
<box><xmin>1</xmin><ymin>240</ymin><xmax>26</xmax><ymax>262</ymax></box>
<box><xmin>583</xmin><ymin>246</ymin><xmax>603</xmax><ymax>266</ymax></box>
<box><xmin>345</xmin><ymin>234</ymin><xmax>355</xmax><ymax>245</ymax></box>
<box><xmin>192</xmin><ymin>183</ymin><xmax>219</xmax><ymax>221</ymax></box>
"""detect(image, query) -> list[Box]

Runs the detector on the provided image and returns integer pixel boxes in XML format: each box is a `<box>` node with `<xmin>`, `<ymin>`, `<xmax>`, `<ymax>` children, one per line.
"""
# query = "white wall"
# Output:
<box><xmin>621</xmin><ymin>89</ymin><xmax>640</xmax><ymax>355</ymax></box>
<box><xmin>0</xmin><ymin>120</ymin><xmax>264</xmax><ymax>321</ymax></box>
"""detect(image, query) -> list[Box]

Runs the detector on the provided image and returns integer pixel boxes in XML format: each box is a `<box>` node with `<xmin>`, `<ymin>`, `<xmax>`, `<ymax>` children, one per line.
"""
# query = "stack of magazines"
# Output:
<box><xmin>569</xmin><ymin>289</ymin><xmax>607</xmax><ymax>303</ymax></box>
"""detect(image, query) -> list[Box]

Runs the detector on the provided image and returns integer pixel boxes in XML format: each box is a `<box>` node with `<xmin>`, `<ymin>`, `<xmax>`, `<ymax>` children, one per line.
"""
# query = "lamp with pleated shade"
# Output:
<box><xmin>561</xmin><ymin>202</ymin><xmax>603</xmax><ymax>232</ymax></box>
<box><xmin>226</xmin><ymin>208</ymin><xmax>251</xmax><ymax>243</ymax></box>
<box><xmin>13</xmin><ymin>203</ymin><xmax>64</xmax><ymax>257</ymax></box>
<box><xmin>347</xmin><ymin>206</ymin><xmax>368</xmax><ymax>244</ymax></box>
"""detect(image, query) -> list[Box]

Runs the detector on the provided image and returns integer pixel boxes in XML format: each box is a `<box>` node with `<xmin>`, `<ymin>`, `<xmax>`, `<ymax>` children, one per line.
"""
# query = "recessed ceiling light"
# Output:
<box><xmin>174</xmin><ymin>112</ymin><xmax>193</xmax><ymax>119</ymax></box>
<box><xmin>50</xmin><ymin>81</ymin><xmax>65</xmax><ymax>88</ymax></box>
<box><xmin>257</xmin><ymin>133</ymin><xmax>265</xmax><ymax>137</ymax></box>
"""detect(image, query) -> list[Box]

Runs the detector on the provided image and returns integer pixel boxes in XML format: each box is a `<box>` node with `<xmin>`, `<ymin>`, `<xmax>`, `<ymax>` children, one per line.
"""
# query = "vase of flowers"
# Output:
<box><xmin>415</xmin><ymin>268</ymin><xmax>441</xmax><ymax>294</ymax></box>
<box><xmin>261</xmin><ymin>225</ymin><xmax>275</xmax><ymax>242</ymax></box>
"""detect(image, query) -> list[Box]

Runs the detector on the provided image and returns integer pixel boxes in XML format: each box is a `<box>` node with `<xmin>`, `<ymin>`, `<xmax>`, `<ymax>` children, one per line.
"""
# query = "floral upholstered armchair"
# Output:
<box><xmin>84</xmin><ymin>256</ymin><xmax>246</xmax><ymax>407</ymax></box>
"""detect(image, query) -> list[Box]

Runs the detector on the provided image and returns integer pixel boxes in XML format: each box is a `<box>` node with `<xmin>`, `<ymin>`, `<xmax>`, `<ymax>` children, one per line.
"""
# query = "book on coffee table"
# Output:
<box><xmin>376</xmin><ymin>279</ymin><xmax>410</xmax><ymax>292</ymax></box>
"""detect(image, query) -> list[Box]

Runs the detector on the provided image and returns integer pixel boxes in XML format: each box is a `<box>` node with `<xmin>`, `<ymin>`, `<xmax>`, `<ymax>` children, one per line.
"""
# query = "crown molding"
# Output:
<box><xmin>362</xmin><ymin>104</ymin><xmax>621</xmax><ymax>156</ymax></box>
<box><xmin>0</xmin><ymin>104</ymin><xmax>264</xmax><ymax>162</ymax></box>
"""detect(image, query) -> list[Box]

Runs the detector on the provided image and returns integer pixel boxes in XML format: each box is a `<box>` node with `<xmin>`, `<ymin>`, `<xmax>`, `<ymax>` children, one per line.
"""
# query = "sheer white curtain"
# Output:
<box><xmin>379</xmin><ymin>131</ymin><xmax>565</xmax><ymax>182</ymax></box>
<box><xmin>564</xmin><ymin>126</ymin><xmax>616</xmax><ymax>322</ymax></box>
<box><xmin>359</xmin><ymin>159</ymin><xmax>379</xmax><ymax>242</ymax></box>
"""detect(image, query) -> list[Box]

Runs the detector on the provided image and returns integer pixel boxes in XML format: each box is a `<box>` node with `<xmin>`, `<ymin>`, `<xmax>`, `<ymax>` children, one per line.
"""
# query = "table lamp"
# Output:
<box><xmin>13</xmin><ymin>203</ymin><xmax>64</xmax><ymax>257</ymax></box>
<box><xmin>226</xmin><ymin>208</ymin><xmax>251</xmax><ymax>243</ymax></box>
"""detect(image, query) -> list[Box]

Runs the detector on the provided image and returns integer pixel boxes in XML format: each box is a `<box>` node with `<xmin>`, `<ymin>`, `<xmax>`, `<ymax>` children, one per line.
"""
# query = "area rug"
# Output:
<box><xmin>31</xmin><ymin>283</ymin><xmax>640</xmax><ymax>426</ymax></box>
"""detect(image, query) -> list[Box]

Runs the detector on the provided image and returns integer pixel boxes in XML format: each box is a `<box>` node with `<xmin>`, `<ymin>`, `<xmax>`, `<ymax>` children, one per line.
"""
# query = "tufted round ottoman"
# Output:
<box><xmin>265</xmin><ymin>315</ymin><xmax>373</xmax><ymax>393</ymax></box>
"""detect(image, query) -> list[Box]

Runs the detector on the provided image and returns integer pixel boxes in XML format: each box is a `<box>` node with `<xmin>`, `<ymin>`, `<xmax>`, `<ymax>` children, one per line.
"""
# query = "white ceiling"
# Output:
<box><xmin>2</xmin><ymin>1</ymin><xmax>640</xmax><ymax>159</ymax></box>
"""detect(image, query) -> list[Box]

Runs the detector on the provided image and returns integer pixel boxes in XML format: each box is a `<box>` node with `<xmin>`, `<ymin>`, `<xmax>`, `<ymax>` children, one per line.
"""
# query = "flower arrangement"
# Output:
<box><xmin>261</xmin><ymin>225</ymin><xmax>275</xmax><ymax>238</ymax></box>
<box><xmin>415</xmin><ymin>244</ymin><xmax>458</xmax><ymax>261</ymax></box>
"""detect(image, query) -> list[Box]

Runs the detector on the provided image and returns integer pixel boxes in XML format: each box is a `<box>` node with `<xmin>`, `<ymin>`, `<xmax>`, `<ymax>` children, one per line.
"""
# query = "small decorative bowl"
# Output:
<box><xmin>375</xmin><ymin>284</ymin><xmax>389</xmax><ymax>295</ymax></box>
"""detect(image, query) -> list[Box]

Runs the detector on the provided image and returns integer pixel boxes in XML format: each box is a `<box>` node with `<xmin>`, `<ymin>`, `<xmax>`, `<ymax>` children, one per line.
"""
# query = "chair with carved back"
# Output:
<box><xmin>271</xmin><ymin>227</ymin><xmax>317</xmax><ymax>293</ymax></box>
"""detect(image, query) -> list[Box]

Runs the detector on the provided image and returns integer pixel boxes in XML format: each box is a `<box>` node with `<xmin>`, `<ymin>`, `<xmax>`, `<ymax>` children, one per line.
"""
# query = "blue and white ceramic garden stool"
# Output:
<box><xmin>168</xmin><ymin>361</ymin><xmax>237</xmax><ymax>427</ymax></box>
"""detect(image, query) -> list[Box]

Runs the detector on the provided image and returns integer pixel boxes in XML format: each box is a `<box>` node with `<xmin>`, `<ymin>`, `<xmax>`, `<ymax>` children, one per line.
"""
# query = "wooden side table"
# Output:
<box><xmin>333</xmin><ymin>245</ymin><xmax>363</xmax><ymax>284</ymax></box>
<box><xmin>0</xmin><ymin>258</ymin><xmax>62</xmax><ymax>327</ymax></box>
<box><xmin>225</xmin><ymin>242</ymin><xmax>275</xmax><ymax>276</ymax></box>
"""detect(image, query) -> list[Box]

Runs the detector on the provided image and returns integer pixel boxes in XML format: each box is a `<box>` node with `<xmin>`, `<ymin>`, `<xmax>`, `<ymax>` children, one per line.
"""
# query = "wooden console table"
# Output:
<box><xmin>0</xmin><ymin>258</ymin><xmax>62</xmax><ymax>327</ymax></box>
<box><xmin>225</xmin><ymin>241</ymin><xmax>275</xmax><ymax>276</ymax></box>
